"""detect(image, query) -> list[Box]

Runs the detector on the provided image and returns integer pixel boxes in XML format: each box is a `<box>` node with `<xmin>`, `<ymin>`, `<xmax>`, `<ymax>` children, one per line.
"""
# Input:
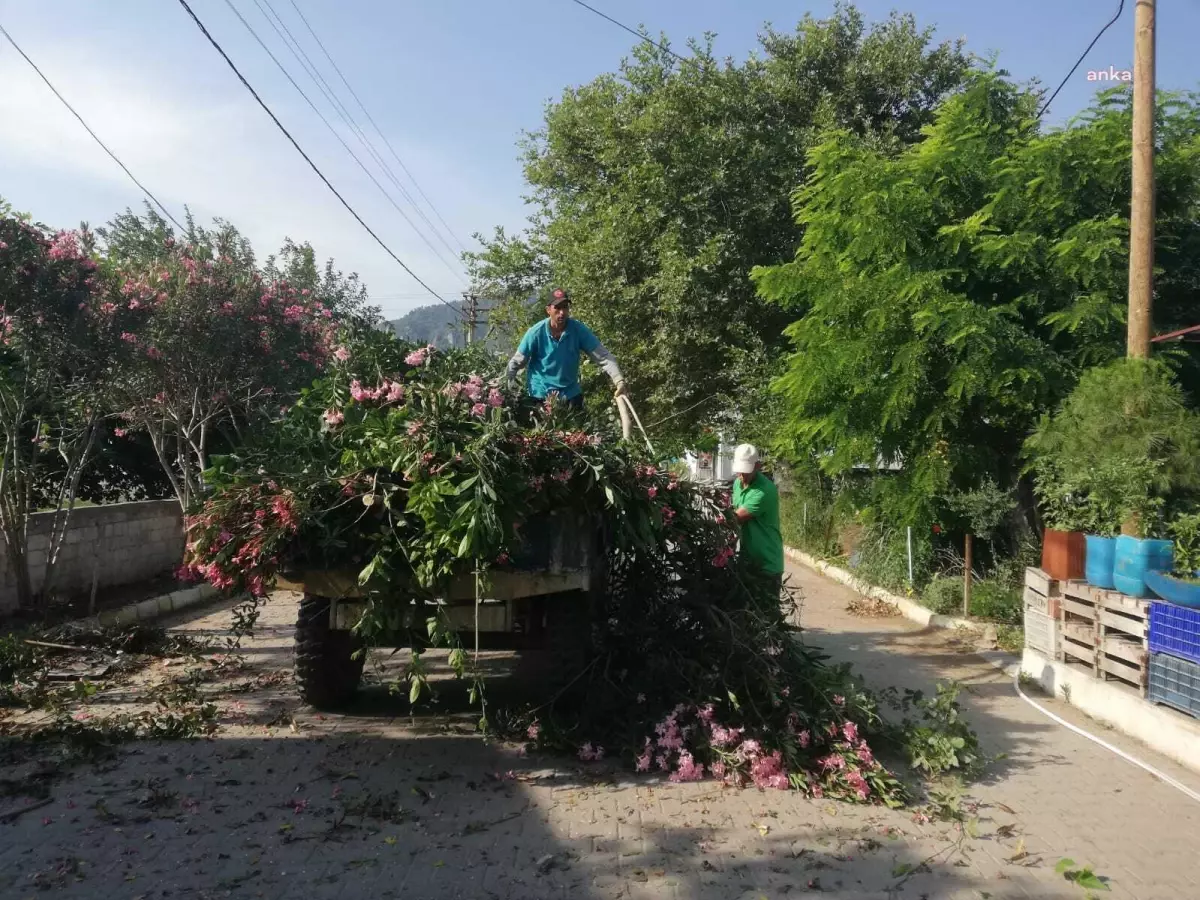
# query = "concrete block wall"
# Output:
<box><xmin>0</xmin><ymin>500</ymin><xmax>185</xmax><ymax>613</ymax></box>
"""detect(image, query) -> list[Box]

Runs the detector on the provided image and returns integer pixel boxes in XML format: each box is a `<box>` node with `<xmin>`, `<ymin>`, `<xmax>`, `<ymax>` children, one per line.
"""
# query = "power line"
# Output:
<box><xmin>1037</xmin><ymin>0</ymin><xmax>1126</xmax><ymax>118</ymax></box>
<box><xmin>0</xmin><ymin>22</ymin><xmax>185</xmax><ymax>232</ymax></box>
<box><xmin>174</xmin><ymin>0</ymin><xmax>456</xmax><ymax>313</ymax></box>
<box><xmin>566</xmin><ymin>0</ymin><xmax>687</xmax><ymax>62</ymax></box>
<box><xmin>220</xmin><ymin>0</ymin><xmax>466</xmax><ymax>285</ymax></box>
<box><xmin>252</xmin><ymin>0</ymin><xmax>465</xmax><ymax>268</ymax></box>
<box><xmin>286</xmin><ymin>0</ymin><xmax>471</xmax><ymax>255</ymax></box>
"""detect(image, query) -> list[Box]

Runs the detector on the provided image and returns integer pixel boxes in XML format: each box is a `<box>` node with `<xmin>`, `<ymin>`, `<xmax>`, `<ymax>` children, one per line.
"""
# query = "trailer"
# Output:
<box><xmin>275</xmin><ymin>510</ymin><xmax>607</xmax><ymax>709</ymax></box>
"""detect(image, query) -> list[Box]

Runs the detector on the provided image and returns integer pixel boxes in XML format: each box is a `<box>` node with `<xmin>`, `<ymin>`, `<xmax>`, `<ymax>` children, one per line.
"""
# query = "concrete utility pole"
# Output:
<box><xmin>461</xmin><ymin>293</ymin><xmax>489</xmax><ymax>346</ymax></box>
<box><xmin>462</xmin><ymin>292</ymin><xmax>477</xmax><ymax>345</ymax></box>
<box><xmin>1127</xmin><ymin>0</ymin><xmax>1156</xmax><ymax>358</ymax></box>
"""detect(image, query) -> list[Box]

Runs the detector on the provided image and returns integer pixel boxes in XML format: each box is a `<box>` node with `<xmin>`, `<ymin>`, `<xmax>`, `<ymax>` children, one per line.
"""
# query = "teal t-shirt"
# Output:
<box><xmin>518</xmin><ymin>318</ymin><xmax>601</xmax><ymax>401</ymax></box>
<box><xmin>733</xmin><ymin>472</ymin><xmax>784</xmax><ymax>575</ymax></box>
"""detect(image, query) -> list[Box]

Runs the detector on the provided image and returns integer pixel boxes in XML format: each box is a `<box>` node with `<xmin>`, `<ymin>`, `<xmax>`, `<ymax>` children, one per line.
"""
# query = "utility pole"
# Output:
<box><xmin>461</xmin><ymin>293</ymin><xmax>489</xmax><ymax>346</ymax></box>
<box><xmin>1127</xmin><ymin>0</ymin><xmax>1156</xmax><ymax>358</ymax></box>
<box><xmin>462</xmin><ymin>292</ymin><xmax>477</xmax><ymax>345</ymax></box>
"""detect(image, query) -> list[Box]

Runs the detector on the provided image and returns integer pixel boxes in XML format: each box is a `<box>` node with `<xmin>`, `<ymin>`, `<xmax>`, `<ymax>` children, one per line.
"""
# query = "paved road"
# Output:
<box><xmin>1</xmin><ymin>563</ymin><xmax>1197</xmax><ymax>899</ymax></box>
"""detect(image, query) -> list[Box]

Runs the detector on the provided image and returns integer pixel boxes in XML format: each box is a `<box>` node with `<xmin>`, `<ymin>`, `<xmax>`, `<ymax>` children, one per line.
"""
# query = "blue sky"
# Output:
<box><xmin>1</xmin><ymin>0</ymin><xmax>1196</xmax><ymax>318</ymax></box>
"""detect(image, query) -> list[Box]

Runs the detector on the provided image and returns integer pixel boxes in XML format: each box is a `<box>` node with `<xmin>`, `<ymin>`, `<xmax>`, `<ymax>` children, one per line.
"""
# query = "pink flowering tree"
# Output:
<box><xmin>0</xmin><ymin>210</ymin><xmax>117</xmax><ymax>607</ymax></box>
<box><xmin>102</xmin><ymin>238</ymin><xmax>337</xmax><ymax>510</ymax></box>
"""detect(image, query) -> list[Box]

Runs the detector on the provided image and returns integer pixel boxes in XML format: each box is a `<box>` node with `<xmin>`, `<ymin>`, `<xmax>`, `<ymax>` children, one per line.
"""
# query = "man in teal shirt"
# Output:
<box><xmin>731</xmin><ymin>444</ymin><xmax>785</xmax><ymax>598</ymax></box>
<box><xmin>506</xmin><ymin>287</ymin><xmax>626</xmax><ymax>409</ymax></box>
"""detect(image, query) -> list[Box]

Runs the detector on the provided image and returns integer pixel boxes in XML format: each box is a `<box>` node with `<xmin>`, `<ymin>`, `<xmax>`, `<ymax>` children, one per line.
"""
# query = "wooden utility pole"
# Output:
<box><xmin>963</xmin><ymin>533</ymin><xmax>974</xmax><ymax>617</ymax></box>
<box><xmin>1127</xmin><ymin>0</ymin><xmax>1157</xmax><ymax>359</ymax></box>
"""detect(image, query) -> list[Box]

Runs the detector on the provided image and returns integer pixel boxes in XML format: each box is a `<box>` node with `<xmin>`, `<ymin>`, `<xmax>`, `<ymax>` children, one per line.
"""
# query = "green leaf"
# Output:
<box><xmin>408</xmin><ymin>678</ymin><xmax>422</xmax><ymax>705</ymax></box>
<box><xmin>1055</xmin><ymin>859</ymin><xmax>1076</xmax><ymax>875</ymax></box>
<box><xmin>1077</xmin><ymin>873</ymin><xmax>1109</xmax><ymax>892</ymax></box>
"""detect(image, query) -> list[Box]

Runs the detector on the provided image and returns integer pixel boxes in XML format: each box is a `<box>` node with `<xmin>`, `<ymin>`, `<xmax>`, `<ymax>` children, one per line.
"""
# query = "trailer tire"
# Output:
<box><xmin>294</xmin><ymin>593</ymin><xmax>365</xmax><ymax>710</ymax></box>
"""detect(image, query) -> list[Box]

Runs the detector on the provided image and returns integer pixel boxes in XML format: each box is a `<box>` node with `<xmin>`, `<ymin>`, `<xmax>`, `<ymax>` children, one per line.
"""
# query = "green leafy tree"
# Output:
<box><xmin>0</xmin><ymin>211</ymin><xmax>116</xmax><ymax>607</ymax></box>
<box><xmin>754</xmin><ymin>74</ymin><xmax>1200</xmax><ymax>523</ymax></box>
<box><xmin>468</xmin><ymin>3</ymin><xmax>972</xmax><ymax>444</ymax></box>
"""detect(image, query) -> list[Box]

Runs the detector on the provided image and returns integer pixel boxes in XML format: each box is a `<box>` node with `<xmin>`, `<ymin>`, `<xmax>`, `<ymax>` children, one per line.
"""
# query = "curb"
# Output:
<box><xmin>82</xmin><ymin>583</ymin><xmax>223</xmax><ymax>630</ymax></box>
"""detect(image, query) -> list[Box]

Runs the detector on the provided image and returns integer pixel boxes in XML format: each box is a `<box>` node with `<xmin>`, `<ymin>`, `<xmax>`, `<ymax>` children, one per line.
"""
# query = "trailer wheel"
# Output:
<box><xmin>294</xmin><ymin>593</ymin><xmax>365</xmax><ymax>710</ymax></box>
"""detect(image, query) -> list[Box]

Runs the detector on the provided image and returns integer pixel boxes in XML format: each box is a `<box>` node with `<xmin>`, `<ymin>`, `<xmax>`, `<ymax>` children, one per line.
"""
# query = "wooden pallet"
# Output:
<box><xmin>1024</xmin><ymin>606</ymin><xmax>1059</xmax><ymax>657</ymax></box>
<box><xmin>1061</xmin><ymin>581</ymin><xmax>1149</xmax><ymax>641</ymax></box>
<box><xmin>1056</xmin><ymin>581</ymin><xmax>1150</xmax><ymax>690</ymax></box>
<box><xmin>1024</xmin><ymin>568</ymin><xmax>1062</xmax><ymax>618</ymax></box>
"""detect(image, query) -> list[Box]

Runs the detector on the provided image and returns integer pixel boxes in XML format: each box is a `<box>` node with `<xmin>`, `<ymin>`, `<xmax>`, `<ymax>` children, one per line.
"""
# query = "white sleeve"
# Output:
<box><xmin>585</xmin><ymin>341</ymin><xmax>623</xmax><ymax>383</ymax></box>
<box><xmin>506</xmin><ymin>350</ymin><xmax>527</xmax><ymax>385</ymax></box>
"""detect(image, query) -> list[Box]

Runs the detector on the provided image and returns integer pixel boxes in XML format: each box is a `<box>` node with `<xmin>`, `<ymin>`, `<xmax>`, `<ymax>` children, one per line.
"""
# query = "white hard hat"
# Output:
<box><xmin>732</xmin><ymin>444</ymin><xmax>758</xmax><ymax>475</ymax></box>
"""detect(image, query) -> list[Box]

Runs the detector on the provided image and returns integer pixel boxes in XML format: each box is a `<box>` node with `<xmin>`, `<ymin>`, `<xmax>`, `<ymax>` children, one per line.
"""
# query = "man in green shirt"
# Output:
<box><xmin>731</xmin><ymin>444</ymin><xmax>785</xmax><ymax>598</ymax></box>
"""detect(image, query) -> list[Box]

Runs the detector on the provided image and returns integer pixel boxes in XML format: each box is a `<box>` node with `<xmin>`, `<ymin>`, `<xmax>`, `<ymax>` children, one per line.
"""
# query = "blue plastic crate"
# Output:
<box><xmin>1148</xmin><ymin>602</ymin><xmax>1200</xmax><ymax>667</ymax></box>
<box><xmin>1148</xmin><ymin>653</ymin><xmax>1200</xmax><ymax>718</ymax></box>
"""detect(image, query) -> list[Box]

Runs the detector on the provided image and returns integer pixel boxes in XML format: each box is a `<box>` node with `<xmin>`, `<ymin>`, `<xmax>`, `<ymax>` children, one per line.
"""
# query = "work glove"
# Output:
<box><xmin>613</xmin><ymin>380</ymin><xmax>629</xmax><ymax>399</ymax></box>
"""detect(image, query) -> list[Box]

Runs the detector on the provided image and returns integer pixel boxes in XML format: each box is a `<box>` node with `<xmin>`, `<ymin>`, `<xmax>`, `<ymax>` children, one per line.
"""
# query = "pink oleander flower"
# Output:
<box><xmin>833</xmin><ymin>695</ymin><xmax>845</xmax><ymax>707</ymax></box>
<box><xmin>710</xmin><ymin>760</ymin><xmax>727</xmax><ymax>780</ymax></box>
<box><xmin>407</xmin><ymin>419</ymin><xmax>423</xmax><ymax>436</ymax></box>
<box><xmin>323</xmin><ymin>408</ymin><xmax>344</xmax><ymax>426</ymax></box>
<box><xmin>845</xmin><ymin>770</ymin><xmax>870</xmax><ymax>801</ymax></box>
<box><xmin>711</xmin><ymin>546</ymin><xmax>735</xmax><ymax>568</ymax></box>
<box><xmin>647</xmin><ymin>486</ymin><xmax>658</xmax><ymax>499</ymax></box>
<box><xmin>798</xmin><ymin>729</ymin><xmax>811</xmax><ymax>749</ymax></box>
<box><xmin>47</xmin><ymin>230</ymin><xmax>82</xmax><ymax>261</ymax></box>
<box><xmin>146</xmin><ymin>346</ymin><xmax>163</xmax><ymax>360</ymax></box>
<box><xmin>635</xmin><ymin>743</ymin><xmax>653</xmax><ymax>772</ymax></box>
<box><xmin>526</xmin><ymin>722</ymin><xmax>540</xmax><ymax>740</ymax></box>
<box><xmin>405</xmin><ymin>346</ymin><xmax>430</xmax><ymax>366</ymax></box>
<box><xmin>333</xmin><ymin>346</ymin><xmax>351</xmax><ymax>362</ymax></box>
<box><xmin>709</xmin><ymin>724</ymin><xmax>744</xmax><ymax>749</ymax></box>
<box><xmin>386</xmin><ymin>381</ymin><xmax>405</xmax><ymax>403</ymax></box>
<box><xmin>578</xmin><ymin>743</ymin><xmax>604</xmax><ymax>762</ymax></box>
<box><xmin>669</xmin><ymin>751</ymin><xmax>705</xmax><ymax>783</ymax></box>
<box><xmin>113</xmin><ymin>427</ymin><xmax>128</xmax><ymax>438</ymax></box>
<box><xmin>819</xmin><ymin>754</ymin><xmax>846</xmax><ymax>772</ymax></box>
<box><xmin>842</xmin><ymin>721</ymin><xmax>859</xmax><ymax>744</ymax></box>
<box><xmin>471</xmin><ymin>402</ymin><xmax>487</xmax><ymax>417</ymax></box>
<box><xmin>487</xmin><ymin>388</ymin><xmax>504</xmax><ymax>408</ymax></box>
<box><xmin>737</xmin><ymin>739</ymin><xmax>763</xmax><ymax>761</ymax></box>
<box><xmin>349</xmin><ymin>380</ymin><xmax>368</xmax><ymax>402</ymax></box>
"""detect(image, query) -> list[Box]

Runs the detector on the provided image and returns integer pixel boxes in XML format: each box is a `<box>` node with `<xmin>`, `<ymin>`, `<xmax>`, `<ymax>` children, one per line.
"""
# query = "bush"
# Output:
<box><xmin>922</xmin><ymin>575</ymin><xmax>963</xmax><ymax>615</ymax></box>
<box><xmin>853</xmin><ymin>524</ymin><xmax>934</xmax><ymax>594</ymax></box>
<box><xmin>969</xmin><ymin>579</ymin><xmax>1022</xmax><ymax>625</ymax></box>
<box><xmin>779</xmin><ymin>493</ymin><xmax>841</xmax><ymax>558</ymax></box>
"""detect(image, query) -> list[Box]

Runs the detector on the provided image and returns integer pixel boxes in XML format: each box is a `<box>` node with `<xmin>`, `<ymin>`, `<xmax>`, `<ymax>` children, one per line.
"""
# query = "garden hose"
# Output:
<box><xmin>617</xmin><ymin>394</ymin><xmax>655</xmax><ymax>456</ymax></box>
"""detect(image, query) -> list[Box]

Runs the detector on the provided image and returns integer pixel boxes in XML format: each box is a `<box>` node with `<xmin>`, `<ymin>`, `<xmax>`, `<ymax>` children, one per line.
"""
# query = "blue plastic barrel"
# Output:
<box><xmin>1113</xmin><ymin>536</ymin><xmax>1173</xmax><ymax>598</ymax></box>
<box><xmin>1085</xmin><ymin>534</ymin><xmax>1116</xmax><ymax>589</ymax></box>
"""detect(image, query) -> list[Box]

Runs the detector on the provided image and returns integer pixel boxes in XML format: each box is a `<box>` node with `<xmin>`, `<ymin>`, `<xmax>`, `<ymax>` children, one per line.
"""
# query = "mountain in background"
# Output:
<box><xmin>387</xmin><ymin>300</ymin><xmax>483</xmax><ymax>349</ymax></box>
<box><xmin>387</xmin><ymin>299</ymin><xmax>532</xmax><ymax>351</ymax></box>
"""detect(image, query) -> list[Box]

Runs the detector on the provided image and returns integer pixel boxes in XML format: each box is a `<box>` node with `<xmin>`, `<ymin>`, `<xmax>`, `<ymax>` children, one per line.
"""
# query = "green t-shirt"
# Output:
<box><xmin>732</xmin><ymin>472</ymin><xmax>784</xmax><ymax>575</ymax></box>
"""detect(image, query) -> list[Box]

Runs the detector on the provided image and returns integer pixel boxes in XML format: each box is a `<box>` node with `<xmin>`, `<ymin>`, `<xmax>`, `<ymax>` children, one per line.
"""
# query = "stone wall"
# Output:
<box><xmin>0</xmin><ymin>500</ymin><xmax>184</xmax><ymax>613</ymax></box>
